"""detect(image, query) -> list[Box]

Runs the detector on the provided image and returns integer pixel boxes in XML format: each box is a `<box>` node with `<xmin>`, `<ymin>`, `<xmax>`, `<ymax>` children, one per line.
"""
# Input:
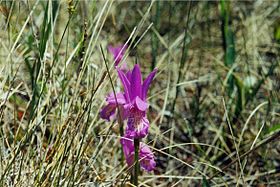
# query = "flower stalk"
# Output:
<box><xmin>133</xmin><ymin>138</ymin><xmax>140</xmax><ymax>186</ymax></box>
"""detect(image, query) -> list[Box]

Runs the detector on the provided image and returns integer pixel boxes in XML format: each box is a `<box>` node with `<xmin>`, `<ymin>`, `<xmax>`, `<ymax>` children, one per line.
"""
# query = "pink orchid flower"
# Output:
<box><xmin>117</xmin><ymin>64</ymin><xmax>157</xmax><ymax>138</ymax></box>
<box><xmin>100</xmin><ymin>64</ymin><xmax>157</xmax><ymax>139</ymax></box>
<box><xmin>120</xmin><ymin>135</ymin><xmax>156</xmax><ymax>172</ymax></box>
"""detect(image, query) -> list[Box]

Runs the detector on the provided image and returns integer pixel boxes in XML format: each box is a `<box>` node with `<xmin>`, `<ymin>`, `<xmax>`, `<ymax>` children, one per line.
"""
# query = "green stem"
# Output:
<box><xmin>119</xmin><ymin>117</ymin><xmax>124</xmax><ymax>165</ymax></box>
<box><xmin>133</xmin><ymin>139</ymin><xmax>140</xmax><ymax>186</ymax></box>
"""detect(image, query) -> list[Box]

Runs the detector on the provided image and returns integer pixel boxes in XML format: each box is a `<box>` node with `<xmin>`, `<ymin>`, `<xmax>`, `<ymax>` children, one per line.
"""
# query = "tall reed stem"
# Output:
<box><xmin>133</xmin><ymin>139</ymin><xmax>140</xmax><ymax>186</ymax></box>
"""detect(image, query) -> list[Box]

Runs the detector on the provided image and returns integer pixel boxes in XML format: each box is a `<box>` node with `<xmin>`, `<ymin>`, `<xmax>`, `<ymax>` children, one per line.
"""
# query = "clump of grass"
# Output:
<box><xmin>0</xmin><ymin>1</ymin><xmax>279</xmax><ymax>186</ymax></box>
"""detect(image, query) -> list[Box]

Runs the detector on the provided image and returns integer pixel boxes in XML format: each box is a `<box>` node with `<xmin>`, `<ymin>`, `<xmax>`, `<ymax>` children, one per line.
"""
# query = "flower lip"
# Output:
<box><xmin>126</xmin><ymin>112</ymin><xmax>149</xmax><ymax>139</ymax></box>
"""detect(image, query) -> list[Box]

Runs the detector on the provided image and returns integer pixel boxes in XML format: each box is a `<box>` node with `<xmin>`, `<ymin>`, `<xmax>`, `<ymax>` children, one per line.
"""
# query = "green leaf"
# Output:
<box><xmin>220</xmin><ymin>0</ymin><xmax>236</xmax><ymax>95</ymax></box>
<box><xmin>233</xmin><ymin>75</ymin><xmax>245</xmax><ymax>118</ymax></box>
<box><xmin>275</xmin><ymin>24</ymin><xmax>280</xmax><ymax>42</ymax></box>
<box><xmin>202</xmin><ymin>177</ymin><xmax>211</xmax><ymax>187</ymax></box>
<box><xmin>268</xmin><ymin>124</ymin><xmax>280</xmax><ymax>134</ymax></box>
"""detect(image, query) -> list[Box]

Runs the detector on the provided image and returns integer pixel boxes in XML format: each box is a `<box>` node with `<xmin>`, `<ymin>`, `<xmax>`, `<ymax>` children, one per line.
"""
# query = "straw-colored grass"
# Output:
<box><xmin>0</xmin><ymin>1</ymin><xmax>279</xmax><ymax>186</ymax></box>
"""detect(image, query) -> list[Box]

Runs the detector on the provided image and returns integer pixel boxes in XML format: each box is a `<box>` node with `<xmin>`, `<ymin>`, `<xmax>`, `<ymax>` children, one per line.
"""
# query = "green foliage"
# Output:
<box><xmin>0</xmin><ymin>1</ymin><xmax>279</xmax><ymax>186</ymax></box>
<box><xmin>202</xmin><ymin>177</ymin><xmax>211</xmax><ymax>187</ymax></box>
<box><xmin>267</xmin><ymin>124</ymin><xmax>280</xmax><ymax>134</ymax></box>
<box><xmin>220</xmin><ymin>0</ymin><xmax>235</xmax><ymax>94</ymax></box>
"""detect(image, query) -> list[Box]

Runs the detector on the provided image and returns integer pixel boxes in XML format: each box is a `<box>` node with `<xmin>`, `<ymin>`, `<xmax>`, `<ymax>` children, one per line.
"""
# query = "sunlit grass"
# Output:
<box><xmin>0</xmin><ymin>1</ymin><xmax>279</xmax><ymax>186</ymax></box>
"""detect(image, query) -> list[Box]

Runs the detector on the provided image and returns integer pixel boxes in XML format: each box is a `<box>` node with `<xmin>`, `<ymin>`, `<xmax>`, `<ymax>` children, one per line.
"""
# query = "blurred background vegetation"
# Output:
<box><xmin>0</xmin><ymin>0</ymin><xmax>279</xmax><ymax>186</ymax></box>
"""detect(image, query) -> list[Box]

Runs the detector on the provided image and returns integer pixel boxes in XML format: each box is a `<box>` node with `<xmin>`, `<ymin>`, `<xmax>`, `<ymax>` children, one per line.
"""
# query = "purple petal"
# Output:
<box><xmin>117</xmin><ymin>68</ymin><xmax>131</xmax><ymax>102</ymax></box>
<box><xmin>108</xmin><ymin>45</ymin><xmax>120</xmax><ymax>65</ymax></box>
<box><xmin>100</xmin><ymin>103</ymin><xmax>117</xmax><ymax>121</ymax></box>
<box><xmin>120</xmin><ymin>135</ymin><xmax>134</xmax><ymax>154</ymax></box>
<box><xmin>106</xmin><ymin>92</ymin><xmax>126</xmax><ymax>104</ymax></box>
<box><xmin>120</xmin><ymin>62</ymin><xmax>128</xmax><ymax>72</ymax></box>
<box><xmin>108</xmin><ymin>45</ymin><xmax>116</xmax><ymax>55</ymax></box>
<box><xmin>108</xmin><ymin>45</ymin><xmax>127</xmax><ymax>66</ymax></box>
<box><xmin>120</xmin><ymin>135</ymin><xmax>134</xmax><ymax>168</ymax></box>
<box><xmin>139</xmin><ymin>143</ymin><xmax>156</xmax><ymax>171</ymax></box>
<box><xmin>131</xmin><ymin>64</ymin><xmax>142</xmax><ymax>100</ymax></box>
<box><xmin>142</xmin><ymin>68</ymin><xmax>157</xmax><ymax>100</ymax></box>
<box><xmin>135</xmin><ymin>96</ymin><xmax>148</xmax><ymax>111</ymax></box>
<box><xmin>141</xmin><ymin>159</ymin><xmax>156</xmax><ymax>171</ymax></box>
<box><xmin>125</xmin><ymin>70</ymin><xmax>132</xmax><ymax>82</ymax></box>
<box><xmin>100</xmin><ymin>92</ymin><xmax>128</xmax><ymax>121</ymax></box>
<box><xmin>120</xmin><ymin>135</ymin><xmax>156</xmax><ymax>172</ymax></box>
<box><xmin>121</xmin><ymin>104</ymin><xmax>131</xmax><ymax>120</ymax></box>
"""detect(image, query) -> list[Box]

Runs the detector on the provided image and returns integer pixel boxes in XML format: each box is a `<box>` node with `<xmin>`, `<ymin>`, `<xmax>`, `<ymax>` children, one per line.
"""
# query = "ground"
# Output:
<box><xmin>0</xmin><ymin>1</ymin><xmax>279</xmax><ymax>186</ymax></box>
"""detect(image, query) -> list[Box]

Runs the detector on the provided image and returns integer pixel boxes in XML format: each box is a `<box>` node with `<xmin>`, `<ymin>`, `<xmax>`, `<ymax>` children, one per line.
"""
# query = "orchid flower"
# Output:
<box><xmin>117</xmin><ymin>64</ymin><xmax>157</xmax><ymax>138</ymax></box>
<box><xmin>121</xmin><ymin>135</ymin><xmax>156</xmax><ymax>172</ymax></box>
<box><xmin>100</xmin><ymin>63</ymin><xmax>157</xmax><ymax>173</ymax></box>
<box><xmin>100</xmin><ymin>64</ymin><xmax>157</xmax><ymax>139</ymax></box>
<box><xmin>108</xmin><ymin>44</ymin><xmax>127</xmax><ymax>67</ymax></box>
